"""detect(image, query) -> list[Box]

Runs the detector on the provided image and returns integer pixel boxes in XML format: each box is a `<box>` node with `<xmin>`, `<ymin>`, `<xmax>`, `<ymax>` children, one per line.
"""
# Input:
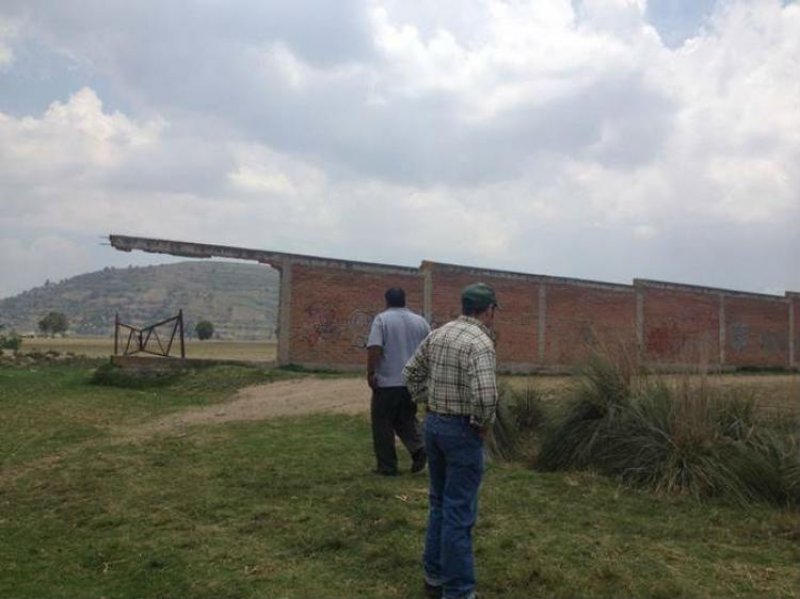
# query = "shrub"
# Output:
<box><xmin>534</xmin><ymin>355</ymin><xmax>800</xmax><ymax>507</ymax></box>
<box><xmin>537</xmin><ymin>354</ymin><xmax>639</xmax><ymax>471</ymax></box>
<box><xmin>594</xmin><ymin>383</ymin><xmax>759</xmax><ymax>502</ymax></box>
<box><xmin>0</xmin><ymin>332</ymin><xmax>22</xmax><ymax>351</ymax></box>
<box><xmin>38</xmin><ymin>311</ymin><xmax>68</xmax><ymax>337</ymax></box>
<box><xmin>91</xmin><ymin>362</ymin><xmax>181</xmax><ymax>389</ymax></box>
<box><xmin>489</xmin><ymin>383</ymin><xmax>547</xmax><ymax>463</ymax></box>
<box><xmin>195</xmin><ymin>320</ymin><xmax>214</xmax><ymax>340</ymax></box>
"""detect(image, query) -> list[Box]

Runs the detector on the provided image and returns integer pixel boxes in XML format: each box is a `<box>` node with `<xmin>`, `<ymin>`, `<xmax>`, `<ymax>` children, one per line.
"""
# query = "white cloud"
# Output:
<box><xmin>368</xmin><ymin>0</ymin><xmax>660</xmax><ymax>122</ymax></box>
<box><xmin>0</xmin><ymin>87</ymin><xmax>162</xmax><ymax>184</ymax></box>
<box><xmin>0</xmin><ymin>43</ymin><xmax>12</xmax><ymax>69</ymax></box>
<box><xmin>0</xmin><ymin>17</ymin><xmax>17</xmax><ymax>69</ymax></box>
<box><xmin>229</xmin><ymin>167</ymin><xmax>297</xmax><ymax>196</ymax></box>
<box><xmin>633</xmin><ymin>224</ymin><xmax>656</xmax><ymax>240</ymax></box>
<box><xmin>0</xmin><ymin>0</ymin><xmax>798</xmax><ymax>298</ymax></box>
<box><xmin>662</xmin><ymin>0</ymin><xmax>800</xmax><ymax>223</ymax></box>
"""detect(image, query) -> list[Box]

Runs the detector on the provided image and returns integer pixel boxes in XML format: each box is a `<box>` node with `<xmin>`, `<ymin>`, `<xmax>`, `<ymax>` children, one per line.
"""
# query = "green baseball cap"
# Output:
<box><xmin>461</xmin><ymin>283</ymin><xmax>500</xmax><ymax>310</ymax></box>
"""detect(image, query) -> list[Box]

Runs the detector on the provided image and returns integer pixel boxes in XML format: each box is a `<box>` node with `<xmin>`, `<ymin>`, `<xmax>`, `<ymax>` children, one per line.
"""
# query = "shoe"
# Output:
<box><xmin>411</xmin><ymin>449</ymin><xmax>427</xmax><ymax>474</ymax></box>
<box><xmin>372</xmin><ymin>467</ymin><xmax>399</xmax><ymax>476</ymax></box>
<box><xmin>423</xmin><ymin>581</ymin><xmax>442</xmax><ymax>599</ymax></box>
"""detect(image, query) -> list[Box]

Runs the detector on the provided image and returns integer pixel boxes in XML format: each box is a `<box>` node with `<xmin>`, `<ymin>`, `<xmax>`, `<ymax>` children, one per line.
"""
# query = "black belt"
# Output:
<box><xmin>426</xmin><ymin>410</ymin><xmax>471</xmax><ymax>421</ymax></box>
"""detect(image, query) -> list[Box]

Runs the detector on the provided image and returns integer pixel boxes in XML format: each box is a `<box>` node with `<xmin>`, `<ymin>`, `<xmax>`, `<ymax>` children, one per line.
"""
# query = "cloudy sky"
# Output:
<box><xmin>1</xmin><ymin>0</ymin><xmax>798</xmax><ymax>299</ymax></box>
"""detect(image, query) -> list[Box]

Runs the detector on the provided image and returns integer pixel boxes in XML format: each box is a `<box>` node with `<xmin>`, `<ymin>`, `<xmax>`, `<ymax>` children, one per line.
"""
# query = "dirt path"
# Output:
<box><xmin>125</xmin><ymin>377</ymin><xmax>372</xmax><ymax>439</ymax></box>
<box><xmin>126</xmin><ymin>373</ymin><xmax>800</xmax><ymax>439</ymax></box>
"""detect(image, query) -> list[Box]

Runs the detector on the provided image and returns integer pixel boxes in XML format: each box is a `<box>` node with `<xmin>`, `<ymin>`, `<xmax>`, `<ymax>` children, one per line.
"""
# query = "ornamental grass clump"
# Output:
<box><xmin>597</xmin><ymin>381</ymin><xmax>761</xmax><ymax>503</ymax></box>
<box><xmin>534</xmin><ymin>355</ymin><xmax>800</xmax><ymax>506</ymax></box>
<box><xmin>537</xmin><ymin>353</ymin><xmax>639</xmax><ymax>471</ymax></box>
<box><xmin>735</xmin><ymin>416</ymin><xmax>800</xmax><ymax>506</ymax></box>
<box><xmin>489</xmin><ymin>383</ymin><xmax>547</xmax><ymax>463</ymax></box>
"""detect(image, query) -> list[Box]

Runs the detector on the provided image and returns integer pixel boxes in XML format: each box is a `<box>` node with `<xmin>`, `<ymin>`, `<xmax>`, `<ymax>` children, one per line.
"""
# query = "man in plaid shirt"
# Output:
<box><xmin>403</xmin><ymin>283</ymin><xmax>499</xmax><ymax>599</ymax></box>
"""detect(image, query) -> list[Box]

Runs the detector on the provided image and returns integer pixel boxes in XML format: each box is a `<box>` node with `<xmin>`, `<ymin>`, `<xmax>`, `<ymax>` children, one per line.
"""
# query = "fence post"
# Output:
<box><xmin>179</xmin><ymin>309</ymin><xmax>186</xmax><ymax>358</ymax></box>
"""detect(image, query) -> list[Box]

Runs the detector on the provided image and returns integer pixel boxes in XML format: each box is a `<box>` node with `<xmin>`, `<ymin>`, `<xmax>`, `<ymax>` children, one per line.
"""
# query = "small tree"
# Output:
<box><xmin>195</xmin><ymin>320</ymin><xmax>214</xmax><ymax>340</ymax></box>
<box><xmin>38</xmin><ymin>311</ymin><xmax>68</xmax><ymax>337</ymax></box>
<box><xmin>0</xmin><ymin>324</ymin><xmax>22</xmax><ymax>351</ymax></box>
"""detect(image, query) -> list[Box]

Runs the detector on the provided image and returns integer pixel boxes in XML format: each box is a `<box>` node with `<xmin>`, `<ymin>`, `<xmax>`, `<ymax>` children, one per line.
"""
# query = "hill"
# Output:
<box><xmin>0</xmin><ymin>261</ymin><xmax>279</xmax><ymax>340</ymax></box>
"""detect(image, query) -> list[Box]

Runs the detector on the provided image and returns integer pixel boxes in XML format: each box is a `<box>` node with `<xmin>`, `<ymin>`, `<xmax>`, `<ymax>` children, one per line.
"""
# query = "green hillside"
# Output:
<box><xmin>0</xmin><ymin>261</ymin><xmax>279</xmax><ymax>340</ymax></box>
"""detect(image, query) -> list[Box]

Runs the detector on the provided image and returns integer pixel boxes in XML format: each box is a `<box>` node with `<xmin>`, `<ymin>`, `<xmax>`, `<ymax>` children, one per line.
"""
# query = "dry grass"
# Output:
<box><xmin>503</xmin><ymin>373</ymin><xmax>800</xmax><ymax>413</ymax></box>
<box><xmin>22</xmin><ymin>336</ymin><xmax>277</xmax><ymax>362</ymax></box>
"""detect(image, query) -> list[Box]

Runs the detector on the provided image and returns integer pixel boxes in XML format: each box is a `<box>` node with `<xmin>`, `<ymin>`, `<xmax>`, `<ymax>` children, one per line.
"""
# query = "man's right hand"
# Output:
<box><xmin>367</xmin><ymin>372</ymin><xmax>378</xmax><ymax>390</ymax></box>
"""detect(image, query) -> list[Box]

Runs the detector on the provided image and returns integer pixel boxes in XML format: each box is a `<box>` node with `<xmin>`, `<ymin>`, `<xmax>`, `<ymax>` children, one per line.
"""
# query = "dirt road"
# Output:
<box><xmin>134</xmin><ymin>377</ymin><xmax>372</xmax><ymax>437</ymax></box>
<box><xmin>130</xmin><ymin>372</ymin><xmax>799</xmax><ymax>437</ymax></box>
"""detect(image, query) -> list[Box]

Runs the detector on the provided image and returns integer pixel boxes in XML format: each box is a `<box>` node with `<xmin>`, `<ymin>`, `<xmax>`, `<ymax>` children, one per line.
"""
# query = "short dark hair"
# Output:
<box><xmin>385</xmin><ymin>287</ymin><xmax>406</xmax><ymax>307</ymax></box>
<box><xmin>461</xmin><ymin>300</ymin><xmax>491</xmax><ymax>317</ymax></box>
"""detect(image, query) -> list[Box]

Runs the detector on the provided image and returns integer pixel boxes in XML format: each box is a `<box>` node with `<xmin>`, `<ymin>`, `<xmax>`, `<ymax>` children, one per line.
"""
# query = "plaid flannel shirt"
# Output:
<box><xmin>403</xmin><ymin>315</ymin><xmax>498</xmax><ymax>428</ymax></box>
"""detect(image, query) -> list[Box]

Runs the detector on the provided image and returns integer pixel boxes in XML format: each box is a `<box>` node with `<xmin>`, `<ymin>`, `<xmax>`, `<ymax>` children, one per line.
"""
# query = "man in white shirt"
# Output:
<box><xmin>366</xmin><ymin>287</ymin><xmax>431</xmax><ymax>475</ymax></box>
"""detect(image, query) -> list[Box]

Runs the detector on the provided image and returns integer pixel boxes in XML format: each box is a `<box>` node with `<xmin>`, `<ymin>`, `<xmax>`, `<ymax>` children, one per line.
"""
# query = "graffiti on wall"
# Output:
<box><xmin>301</xmin><ymin>303</ymin><xmax>376</xmax><ymax>349</ymax></box>
<box><xmin>302</xmin><ymin>303</ymin><xmax>340</xmax><ymax>347</ymax></box>
<box><xmin>727</xmin><ymin>323</ymin><xmax>787</xmax><ymax>355</ymax></box>
<box><xmin>349</xmin><ymin>309</ymin><xmax>374</xmax><ymax>348</ymax></box>
<box><xmin>646</xmin><ymin>320</ymin><xmax>691</xmax><ymax>356</ymax></box>
<box><xmin>729</xmin><ymin>323</ymin><xmax>749</xmax><ymax>352</ymax></box>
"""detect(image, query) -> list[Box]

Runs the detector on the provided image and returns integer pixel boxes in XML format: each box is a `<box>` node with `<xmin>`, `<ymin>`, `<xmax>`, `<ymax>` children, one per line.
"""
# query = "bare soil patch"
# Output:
<box><xmin>127</xmin><ymin>377</ymin><xmax>371</xmax><ymax>439</ymax></box>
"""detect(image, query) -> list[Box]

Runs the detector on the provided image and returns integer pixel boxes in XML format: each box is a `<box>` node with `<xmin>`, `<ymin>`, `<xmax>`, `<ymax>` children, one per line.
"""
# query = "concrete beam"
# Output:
<box><xmin>635</xmin><ymin>278</ymin><xmax>787</xmax><ymax>301</ymax></box>
<box><xmin>109</xmin><ymin>234</ymin><xmax>418</xmax><ymax>275</ymax></box>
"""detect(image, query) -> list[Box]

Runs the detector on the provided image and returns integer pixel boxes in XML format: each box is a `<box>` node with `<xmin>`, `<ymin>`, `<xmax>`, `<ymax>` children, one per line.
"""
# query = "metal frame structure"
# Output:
<box><xmin>114</xmin><ymin>310</ymin><xmax>185</xmax><ymax>358</ymax></box>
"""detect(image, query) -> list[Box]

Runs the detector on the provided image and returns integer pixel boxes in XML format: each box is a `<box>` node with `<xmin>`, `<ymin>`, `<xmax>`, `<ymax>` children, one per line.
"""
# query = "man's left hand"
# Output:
<box><xmin>367</xmin><ymin>372</ymin><xmax>378</xmax><ymax>390</ymax></box>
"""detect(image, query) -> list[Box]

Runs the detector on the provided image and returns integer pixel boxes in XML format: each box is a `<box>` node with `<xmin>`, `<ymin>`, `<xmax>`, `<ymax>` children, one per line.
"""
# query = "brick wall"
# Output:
<box><xmin>425</xmin><ymin>263</ymin><xmax>539</xmax><ymax>368</ymax></box>
<box><xmin>287</xmin><ymin>263</ymin><xmax>423</xmax><ymax>368</ymax></box>
<box><xmin>638</xmin><ymin>283</ymin><xmax>721</xmax><ymax>367</ymax></box>
<box><xmin>544</xmin><ymin>282</ymin><xmax>636</xmax><ymax>366</ymax></box>
<box><xmin>723</xmin><ymin>295</ymin><xmax>789</xmax><ymax>368</ymax></box>
<box><xmin>107</xmin><ymin>236</ymin><xmax>798</xmax><ymax>372</ymax></box>
<box><xmin>285</xmin><ymin>263</ymin><xmax>797</xmax><ymax>372</ymax></box>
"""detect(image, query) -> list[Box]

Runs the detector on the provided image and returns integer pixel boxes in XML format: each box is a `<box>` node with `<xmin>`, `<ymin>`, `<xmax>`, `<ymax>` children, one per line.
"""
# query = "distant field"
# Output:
<box><xmin>505</xmin><ymin>373</ymin><xmax>800</xmax><ymax>413</ymax></box>
<box><xmin>22</xmin><ymin>336</ymin><xmax>277</xmax><ymax>362</ymax></box>
<box><xmin>17</xmin><ymin>337</ymin><xmax>800</xmax><ymax>411</ymax></box>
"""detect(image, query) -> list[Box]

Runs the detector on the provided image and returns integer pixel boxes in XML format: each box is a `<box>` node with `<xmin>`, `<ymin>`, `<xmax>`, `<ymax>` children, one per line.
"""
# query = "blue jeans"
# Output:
<box><xmin>423</xmin><ymin>413</ymin><xmax>484</xmax><ymax>599</ymax></box>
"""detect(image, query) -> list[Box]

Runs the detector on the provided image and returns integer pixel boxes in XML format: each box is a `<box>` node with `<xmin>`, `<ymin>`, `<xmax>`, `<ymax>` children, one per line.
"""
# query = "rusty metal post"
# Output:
<box><xmin>179</xmin><ymin>309</ymin><xmax>185</xmax><ymax>358</ymax></box>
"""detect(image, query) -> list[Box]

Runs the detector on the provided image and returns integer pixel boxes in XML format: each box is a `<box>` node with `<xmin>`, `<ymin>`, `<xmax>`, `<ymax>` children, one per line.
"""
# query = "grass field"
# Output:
<box><xmin>1</xmin><ymin>362</ymin><xmax>799</xmax><ymax>598</ymax></box>
<box><xmin>21</xmin><ymin>336</ymin><xmax>277</xmax><ymax>361</ymax></box>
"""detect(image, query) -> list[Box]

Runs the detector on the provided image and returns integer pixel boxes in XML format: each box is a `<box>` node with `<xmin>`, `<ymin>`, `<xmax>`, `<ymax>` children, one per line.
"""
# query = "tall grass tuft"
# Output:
<box><xmin>489</xmin><ymin>383</ymin><xmax>547</xmax><ymax>463</ymax></box>
<box><xmin>534</xmin><ymin>355</ymin><xmax>800</xmax><ymax>506</ymax></box>
<box><xmin>537</xmin><ymin>353</ymin><xmax>639</xmax><ymax>471</ymax></box>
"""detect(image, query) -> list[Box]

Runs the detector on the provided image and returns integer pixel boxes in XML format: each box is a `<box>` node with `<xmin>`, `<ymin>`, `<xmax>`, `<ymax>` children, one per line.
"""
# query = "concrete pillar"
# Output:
<box><xmin>635</xmin><ymin>287</ymin><xmax>644</xmax><ymax>361</ymax></box>
<box><xmin>537</xmin><ymin>283</ymin><xmax>546</xmax><ymax>363</ymax></box>
<box><xmin>277</xmin><ymin>261</ymin><xmax>293</xmax><ymax>366</ymax></box>
<box><xmin>423</xmin><ymin>265</ymin><xmax>433</xmax><ymax>323</ymax></box>
<box><xmin>789</xmin><ymin>294</ymin><xmax>796</xmax><ymax>370</ymax></box>
<box><xmin>719</xmin><ymin>293</ymin><xmax>726</xmax><ymax>368</ymax></box>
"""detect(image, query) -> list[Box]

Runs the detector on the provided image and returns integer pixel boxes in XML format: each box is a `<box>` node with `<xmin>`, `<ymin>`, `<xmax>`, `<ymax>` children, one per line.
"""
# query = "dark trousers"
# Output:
<box><xmin>371</xmin><ymin>386</ymin><xmax>424</xmax><ymax>473</ymax></box>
